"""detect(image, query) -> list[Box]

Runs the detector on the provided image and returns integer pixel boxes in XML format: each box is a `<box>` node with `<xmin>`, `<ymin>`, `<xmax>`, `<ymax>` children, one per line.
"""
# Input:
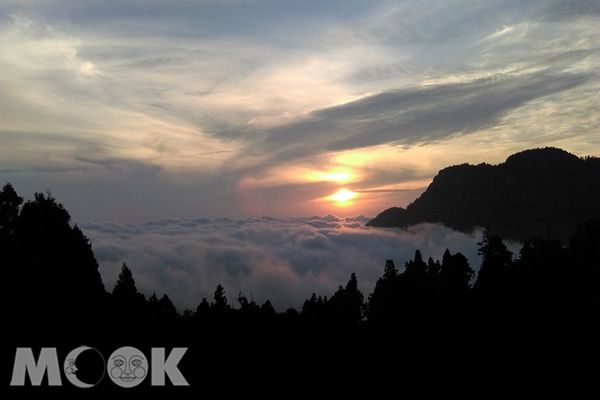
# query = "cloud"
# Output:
<box><xmin>81</xmin><ymin>216</ymin><xmax>520</xmax><ymax>311</ymax></box>
<box><xmin>122</xmin><ymin>57</ymin><xmax>181</xmax><ymax>69</ymax></box>
<box><xmin>75</xmin><ymin>156</ymin><xmax>161</xmax><ymax>176</ymax></box>
<box><xmin>243</xmin><ymin>71</ymin><xmax>591</xmax><ymax>164</ymax></box>
<box><xmin>538</xmin><ymin>0</ymin><xmax>600</xmax><ymax>21</ymax></box>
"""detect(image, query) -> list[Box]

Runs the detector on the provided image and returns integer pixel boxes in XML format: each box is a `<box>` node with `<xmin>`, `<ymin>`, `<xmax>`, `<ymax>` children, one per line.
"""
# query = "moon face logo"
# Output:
<box><xmin>63</xmin><ymin>346</ymin><xmax>106</xmax><ymax>388</ymax></box>
<box><xmin>108</xmin><ymin>346</ymin><xmax>148</xmax><ymax>388</ymax></box>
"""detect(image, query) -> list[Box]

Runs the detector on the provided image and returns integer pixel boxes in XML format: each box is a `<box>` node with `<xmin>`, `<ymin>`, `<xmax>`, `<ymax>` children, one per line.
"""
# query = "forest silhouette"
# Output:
<box><xmin>2</xmin><ymin>182</ymin><xmax>600</xmax><ymax>395</ymax></box>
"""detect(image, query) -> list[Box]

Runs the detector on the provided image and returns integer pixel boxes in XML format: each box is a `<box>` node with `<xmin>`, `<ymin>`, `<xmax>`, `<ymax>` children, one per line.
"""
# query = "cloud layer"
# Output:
<box><xmin>81</xmin><ymin>216</ymin><xmax>520</xmax><ymax>310</ymax></box>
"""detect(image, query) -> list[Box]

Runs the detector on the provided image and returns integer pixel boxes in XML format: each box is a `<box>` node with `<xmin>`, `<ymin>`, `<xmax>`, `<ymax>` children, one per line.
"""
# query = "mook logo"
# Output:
<box><xmin>10</xmin><ymin>346</ymin><xmax>189</xmax><ymax>388</ymax></box>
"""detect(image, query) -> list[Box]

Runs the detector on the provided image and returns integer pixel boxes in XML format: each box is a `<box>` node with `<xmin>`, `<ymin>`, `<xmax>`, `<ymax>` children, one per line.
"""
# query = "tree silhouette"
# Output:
<box><xmin>0</xmin><ymin>183</ymin><xmax>22</xmax><ymax>239</ymax></box>
<box><xmin>427</xmin><ymin>256</ymin><xmax>441</xmax><ymax>279</ymax></box>
<box><xmin>301</xmin><ymin>292</ymin><xmax>327</xmax><ymax>327</ymax></box>
<box><xmin>158</xmin><ymin>294</ymin><xmax>178</xmax><ymax>322</ymax></box>
<box><xmin>111</xmin><ymin>263</ymin><xmax>149</xmax><ymax>338</ymax></box>
<box><xmin>237</xmin><ymin>292</ymin><xmax>259</xmax><ymax>314</ymax></box>
<box><xmin>516</xmin><ymin>238</ymin><xmax>566</xmax><ymax>295</ymax></box>
<box><xmin>113</xmin><ymin>263</ymin><xmax>143</xmax><ymax>301</ymax></box>
<box><xmin>195</xmin><ymin>297</ymin><xmax>210</xmax><ymax>319</ymax></box>
<box><xmin>383</xmin><ymin>259</ymin><xmax>398</xmax><ymax>279</ymax></box>
<box><xmin>367</xmin><ymin>259</ymin><xmax>400</xmax><ymax>325</ymax></box>
<box><xmin>440</xmin><ymin>250</ymin><xmax>473</xmax><ymax>292</ymax></box>
<box><xmin>328</xmin><ymin>273</ymin><xmax>365</xmax><ymax>327</ymax></box>
<box><xmin>2</xmin><ymin>184</ymin><xmax>24</xmax><ymax>334</ymax></box>
<box><xmin>6</xmin><ymin>190</ymin><xmax>105</xmax><ymax>341</ymax></box>
<box><xmin>405</xmin><ymin>249</ymin><xmax>427</xmax><ymax>277</ymax></box>
<box><xmin>213</xmin><ymin>284</ymin><xmax>228</xmax><ymax>312</ymax></box>
<box><xmin>474</xmin><ymin>232</ymin><xmax>512</xmax><ymax>293</ymax></box>
<box><xmin>345</xmin><ymin>273</ymin><xmax>364</xmax><ymax>317</ymax></box>
<box><xmin>569</xmin><ymin>219</ymin><xmax>600</xmax><ymax>301</ymax></box>
<box><xmin>260</xmin><ymin>300</ymin><xmax>276</xmax><ymax>317</ymax></box>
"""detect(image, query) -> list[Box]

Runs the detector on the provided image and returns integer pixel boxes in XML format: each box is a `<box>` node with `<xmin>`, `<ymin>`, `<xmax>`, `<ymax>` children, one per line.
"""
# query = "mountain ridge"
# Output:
<box><xmin>367</xmin><ymin>147</ymin><xmax>600</xmax><ymax>242</ymax></box>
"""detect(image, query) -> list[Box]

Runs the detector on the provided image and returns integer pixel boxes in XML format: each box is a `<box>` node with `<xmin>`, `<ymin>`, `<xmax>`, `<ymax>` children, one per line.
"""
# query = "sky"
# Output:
<box><xmin>1</xmin><ymin>0</ymin><xmax>598</xmax><ymax>221</ymax></box>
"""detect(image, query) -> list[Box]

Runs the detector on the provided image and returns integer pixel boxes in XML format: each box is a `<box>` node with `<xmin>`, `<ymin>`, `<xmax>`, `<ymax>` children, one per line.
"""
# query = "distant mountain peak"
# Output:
<box><xmin>504</xmin><ymin>147</ymin><xmax>581</xmax><ymax>167</ymax></box>
<box><xmin>367</xmin><ymin>147</ymin><xmax>600</xmax><ymax>242</ymax></box>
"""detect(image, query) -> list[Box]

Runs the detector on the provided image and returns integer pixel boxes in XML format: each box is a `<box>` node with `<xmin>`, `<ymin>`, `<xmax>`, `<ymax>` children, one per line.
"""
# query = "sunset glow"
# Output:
<box><xmin>329</xmin><ymin>188</ymin><xmax>357</xmax><ymax>207</ymax></box>
<box><xmin>307</xmin><ymin>169</ymin><xmax>355</xmax><ymax>184</ymax></box>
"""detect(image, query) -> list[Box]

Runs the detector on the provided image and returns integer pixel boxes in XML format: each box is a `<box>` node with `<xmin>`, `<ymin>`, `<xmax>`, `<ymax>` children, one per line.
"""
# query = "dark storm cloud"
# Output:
<box><xmin>81</xmin><ymin>216</ymin><xmax>521</xmax><ymax>310</ymax></box>
<box><xmin>248</xmin><ymin>71</ymin><xmax>591</xmax><ymax>164</ymax></box>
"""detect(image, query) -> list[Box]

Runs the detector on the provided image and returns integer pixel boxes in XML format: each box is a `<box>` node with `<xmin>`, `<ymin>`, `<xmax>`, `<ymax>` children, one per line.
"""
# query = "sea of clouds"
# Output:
<box><xmin>81</xmin><ymin>216</ymin><xmax>517</xmax><ymax>311</ymax></box>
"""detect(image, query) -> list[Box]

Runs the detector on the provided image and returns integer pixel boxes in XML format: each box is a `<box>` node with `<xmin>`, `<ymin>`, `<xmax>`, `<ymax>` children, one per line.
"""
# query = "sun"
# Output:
<box><xmin>329</xmin><ymin>188</ymin><xmax>357</xmax><ymax>207</ymax></box>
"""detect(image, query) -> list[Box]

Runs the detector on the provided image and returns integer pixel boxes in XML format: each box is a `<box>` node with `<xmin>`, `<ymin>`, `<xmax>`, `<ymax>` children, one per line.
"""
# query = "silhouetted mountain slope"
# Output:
<box><xmin>367</xmin><ymin>148</ymin><xmax>600</xmax><ymax>242</ymax></box>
